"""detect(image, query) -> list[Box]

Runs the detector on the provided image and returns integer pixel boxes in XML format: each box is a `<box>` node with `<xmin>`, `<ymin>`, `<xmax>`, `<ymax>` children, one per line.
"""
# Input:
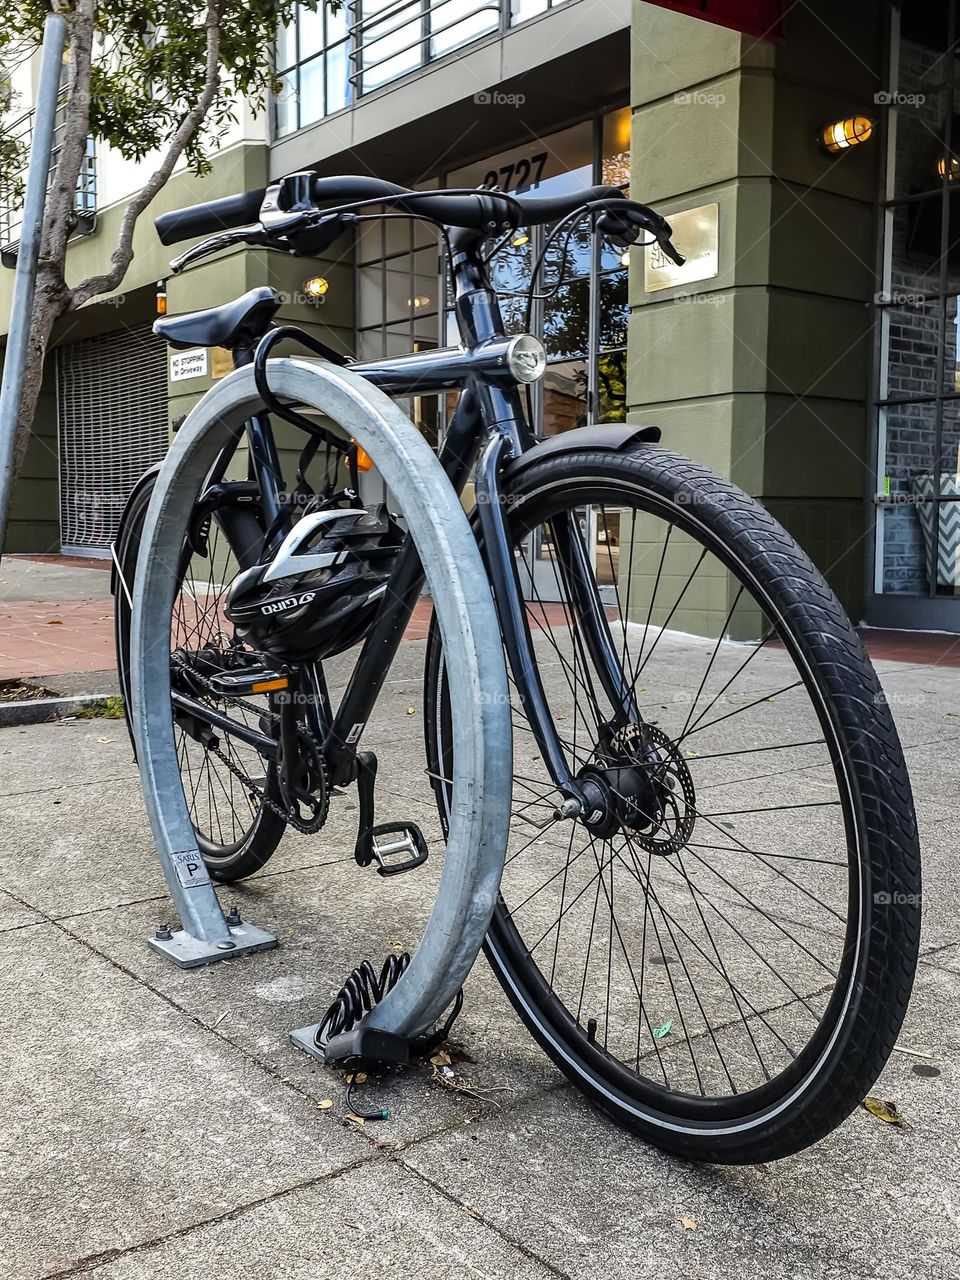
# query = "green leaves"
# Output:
<box><xmin>2</xmin><ymin>0</ymin><xmax>307</xmax><ymax>188</ymax></box>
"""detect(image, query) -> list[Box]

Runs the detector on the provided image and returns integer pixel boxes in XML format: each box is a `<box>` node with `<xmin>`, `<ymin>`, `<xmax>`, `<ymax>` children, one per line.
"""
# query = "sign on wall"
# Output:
<box><xmin>169</xmin><ymin>348</ymin><xmax>208</xmax><ymax>382</ymax></box>
<box><xmin>644</xmin><ymin>202</ymin><xmax>720</xmax><ymax>293</ymax></box>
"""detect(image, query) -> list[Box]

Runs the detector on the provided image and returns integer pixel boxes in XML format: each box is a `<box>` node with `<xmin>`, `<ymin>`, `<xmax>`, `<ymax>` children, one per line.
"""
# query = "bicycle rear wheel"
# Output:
<box><xmin>425</xmin><ymin>444</ymin><xmax>921</xmax><ymax>1162</ymax></box>
<box><xmin>114</xmin><ymin>471</ymin><xmax>286</xmax><ymax>881</ymax></box>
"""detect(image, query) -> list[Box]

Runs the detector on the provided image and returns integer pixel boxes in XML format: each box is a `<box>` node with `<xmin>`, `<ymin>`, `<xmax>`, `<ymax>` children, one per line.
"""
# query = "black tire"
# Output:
<box><xmin>114</xmin><ymin>469</ymin><xmax>287</xmax><ymax>881</ymax></box>
<box><xmin>425</xmin><ymin>445</ymin><xmax>921</xmax><ymax>1163</ymax></box>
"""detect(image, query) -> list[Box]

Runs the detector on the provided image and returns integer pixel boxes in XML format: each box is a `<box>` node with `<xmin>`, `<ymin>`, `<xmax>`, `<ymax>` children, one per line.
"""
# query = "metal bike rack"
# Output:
<box><xmin>132</xmin><ymin>359</ymin><xmax>511</xmax><ymax>1038</ymax></box>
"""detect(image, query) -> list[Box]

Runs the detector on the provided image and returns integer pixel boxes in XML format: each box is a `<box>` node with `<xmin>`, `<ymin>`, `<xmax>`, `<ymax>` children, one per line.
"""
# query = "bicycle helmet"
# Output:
<box><xmin>225</xmin><ymin>505</ymin><xmax>404</xmax><ymax>661</ymax></box>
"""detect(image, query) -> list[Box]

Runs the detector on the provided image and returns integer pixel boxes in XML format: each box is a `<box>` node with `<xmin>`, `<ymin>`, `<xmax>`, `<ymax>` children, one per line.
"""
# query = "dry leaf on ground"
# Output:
<box><xmin>862</xmin><ymin>1095</ymin><xmax>906</xmax><ymax>1125</ymax></box>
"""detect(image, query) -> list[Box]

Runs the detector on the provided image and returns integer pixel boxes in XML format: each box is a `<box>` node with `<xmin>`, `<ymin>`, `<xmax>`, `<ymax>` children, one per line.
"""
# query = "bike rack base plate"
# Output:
<box><xmin>289</xmin><ymin>1023</ymin><xmax>327</xmax><ymax>1064</ymax></box>
<box><xmin>148</xmin><ymin>922</ymin><xmax>278</xmax><ymax>969</ymax></box>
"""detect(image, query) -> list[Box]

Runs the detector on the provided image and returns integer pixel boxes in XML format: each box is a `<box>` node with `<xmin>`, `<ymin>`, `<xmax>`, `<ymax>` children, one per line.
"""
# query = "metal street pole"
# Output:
<box><xmin>0</xmin><ymin>10</ymin><xmax>68</xmax><ymax>557</ymax></box>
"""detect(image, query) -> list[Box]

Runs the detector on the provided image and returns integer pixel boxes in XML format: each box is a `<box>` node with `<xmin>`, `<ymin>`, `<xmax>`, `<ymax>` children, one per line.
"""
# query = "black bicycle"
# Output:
<box><xmin>115</xmin><ymin>172</ymin><xmax>921</xmax><ymax>1163</ymax></box>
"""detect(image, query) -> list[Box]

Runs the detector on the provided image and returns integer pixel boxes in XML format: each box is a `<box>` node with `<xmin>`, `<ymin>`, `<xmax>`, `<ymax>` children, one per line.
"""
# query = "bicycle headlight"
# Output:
<box><xmin>506</xmin><ymin>334</ymin><xmax>546</xmax><ymax>384</ymax></box>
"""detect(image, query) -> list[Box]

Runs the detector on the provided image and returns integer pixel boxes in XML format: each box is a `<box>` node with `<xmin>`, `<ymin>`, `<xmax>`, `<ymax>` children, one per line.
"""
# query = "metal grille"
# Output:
<box><xmin>58</xmin><ymin>326</ymin><xmax>168</xmax><ymax>550</ymax></box>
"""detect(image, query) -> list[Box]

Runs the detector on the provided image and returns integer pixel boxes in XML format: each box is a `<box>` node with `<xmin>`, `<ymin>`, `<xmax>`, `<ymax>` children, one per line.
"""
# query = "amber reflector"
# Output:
<box><xmin>345</xmin><ymin>442</ymin><xmax>374</xmax><ymax>472</ymax></box>
<box><xmin>251</xmin><ymin>677</ymin><xmax>289</xmax><ymax>694</ymax></box>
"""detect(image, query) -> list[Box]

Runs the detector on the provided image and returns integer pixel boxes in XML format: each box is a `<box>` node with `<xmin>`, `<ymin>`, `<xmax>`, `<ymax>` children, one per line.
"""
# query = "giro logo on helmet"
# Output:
<box><xmin>260</xmin><ymin>591</ymin><xmax>316</xmax><ymax>615</ymax></box>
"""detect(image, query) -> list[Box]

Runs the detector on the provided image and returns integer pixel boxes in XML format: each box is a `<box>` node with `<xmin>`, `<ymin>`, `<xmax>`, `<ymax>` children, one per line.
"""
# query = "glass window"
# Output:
<box><xmin>430</xmin><ymin>0</ymin><xmax>498</xmax><ymax>58</ymax></box>
<box><xmin>875</xmin><ymin>5</ymin><xmax>960</xmax><ymax>600</ymax></box>
<box><xmin>601</xmin><ymin>107</ymin><xmax>631</xmax><ymax>191</ymax></box>
<box><xmin>273</xmin><ymin>2</ymin><xmax>354</xmax><ymax>136</ymax></box>
<box><xmin>299</xmin><ymin>56</ymin><xmax>325</xmax><ymax>127</ymax></box>
<box><xmin>273</xmin><ymin>0</ymin><xmax>578</xmax><ymax>132</ymax></box>
<box><xmin>326</xmin><ymin>41</ymin><xmax>351</xmax><ymax>114</ymax></box>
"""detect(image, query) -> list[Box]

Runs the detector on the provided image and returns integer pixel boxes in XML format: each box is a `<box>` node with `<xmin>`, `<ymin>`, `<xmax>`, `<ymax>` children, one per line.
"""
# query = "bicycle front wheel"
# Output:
<box><xmin>425</xmin><ymin>444</ymin><xmax>920</xmax><ymax>1163</ymax></box>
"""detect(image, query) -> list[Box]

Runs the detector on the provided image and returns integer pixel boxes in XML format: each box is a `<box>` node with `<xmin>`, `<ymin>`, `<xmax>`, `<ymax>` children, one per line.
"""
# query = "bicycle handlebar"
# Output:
<box><xmin>155</xmin><ymin>174</ymin><xmax>685</xmax><ymax>266</ymax></box>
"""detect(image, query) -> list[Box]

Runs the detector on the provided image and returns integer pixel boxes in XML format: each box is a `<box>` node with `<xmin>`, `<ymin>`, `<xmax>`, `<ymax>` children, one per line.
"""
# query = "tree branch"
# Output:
<box><xmin>70</xmin><ymin>0</ymin><xmax>224</xmax><ymax>308</ymax></box>
<box><xmin>38</xmin><ymin>0</ymin><xmax>97</xmax><ymax>308</ymax></box>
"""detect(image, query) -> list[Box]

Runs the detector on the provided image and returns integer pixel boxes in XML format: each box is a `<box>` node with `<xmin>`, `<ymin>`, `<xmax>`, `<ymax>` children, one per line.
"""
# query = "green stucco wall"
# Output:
<box><xmin>627</xmin><ymin>0</ymin><xmax>881</xmax><ymax>635</ymax></box>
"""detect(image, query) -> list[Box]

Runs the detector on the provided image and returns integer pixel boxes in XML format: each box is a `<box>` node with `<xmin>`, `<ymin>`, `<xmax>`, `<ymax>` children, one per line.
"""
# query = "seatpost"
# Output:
<box><xmin>232</xmin><ymin>340</ymin><xmax>287</xmax><ymax>543</ymax></box>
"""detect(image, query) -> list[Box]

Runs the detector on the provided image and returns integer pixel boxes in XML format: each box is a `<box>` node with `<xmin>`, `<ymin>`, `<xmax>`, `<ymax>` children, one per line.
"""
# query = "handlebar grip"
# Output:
<box><xmin>155</xmin><ymin>188</ymin><xmax>266</xmax><ymax>246</ymax></box>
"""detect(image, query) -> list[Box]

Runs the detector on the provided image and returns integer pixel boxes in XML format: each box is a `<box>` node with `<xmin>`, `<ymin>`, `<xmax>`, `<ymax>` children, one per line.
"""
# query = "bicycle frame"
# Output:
<box><xmin>184</xmin><ymin>224</ymin><xmax>633</xmax><ymax>803</ymax></box>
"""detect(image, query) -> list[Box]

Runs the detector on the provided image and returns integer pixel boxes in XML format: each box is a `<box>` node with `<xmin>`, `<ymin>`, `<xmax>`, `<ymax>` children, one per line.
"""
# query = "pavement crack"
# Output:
<box><xmin>395</xmin><ymin>1159</ymin><xmax>575</xmax><ymax>1280</ymax></box>
<box><xmin>40</xmin><ymin>1155</ymin><xmax>382</xmax><ymax>1279</ymax></box>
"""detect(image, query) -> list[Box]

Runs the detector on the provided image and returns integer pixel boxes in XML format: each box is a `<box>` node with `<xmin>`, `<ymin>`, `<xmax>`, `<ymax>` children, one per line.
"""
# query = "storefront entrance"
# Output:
<box><xmin>872</xmin><ymin>1</ymin><xmax>960</xmax><ymax>631</ymax></box>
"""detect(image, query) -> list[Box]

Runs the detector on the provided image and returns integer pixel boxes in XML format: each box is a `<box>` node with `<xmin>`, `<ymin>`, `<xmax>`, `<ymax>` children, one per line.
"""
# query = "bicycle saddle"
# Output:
<box><xmin>153</xmin><ymin>286</ymin><xmax>282</xmax><ymax>350</ymax></box>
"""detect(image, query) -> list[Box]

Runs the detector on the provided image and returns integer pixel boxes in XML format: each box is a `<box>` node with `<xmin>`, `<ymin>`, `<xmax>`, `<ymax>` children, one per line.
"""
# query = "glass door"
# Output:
<box><xmin>874</xmin><ymin>3</ymin><xmax>960</xmax><ymax>624</ymax></box>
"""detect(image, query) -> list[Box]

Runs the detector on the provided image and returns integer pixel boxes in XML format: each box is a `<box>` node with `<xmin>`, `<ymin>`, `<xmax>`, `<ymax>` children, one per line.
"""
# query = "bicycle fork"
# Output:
<box><xmin>474</xmin><ymin>431</ymin><xmax>642</xmax><ymax>816</ymax></box>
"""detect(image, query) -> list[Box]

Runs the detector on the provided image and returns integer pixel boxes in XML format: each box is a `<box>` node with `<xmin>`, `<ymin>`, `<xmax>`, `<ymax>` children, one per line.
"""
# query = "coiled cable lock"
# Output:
<box><xmin>314</xmin><ymin>952</ymin><xmax>464</xmax><ymax>1071</ymax></box>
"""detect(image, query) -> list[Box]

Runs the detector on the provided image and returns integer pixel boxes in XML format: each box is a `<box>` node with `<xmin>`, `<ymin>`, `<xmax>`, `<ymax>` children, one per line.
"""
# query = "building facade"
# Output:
<box><xmin>2</xmin><ymin>0</ymin><xmax>959</xmax><ymax>633</ymax></box>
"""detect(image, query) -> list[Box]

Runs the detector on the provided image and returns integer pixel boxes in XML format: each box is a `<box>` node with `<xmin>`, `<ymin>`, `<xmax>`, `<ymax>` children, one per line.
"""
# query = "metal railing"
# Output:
<box><xmin>350</xmin><ymin>0</ymin><xmax>504</xmax><ymax>94</ymax></box>
<box><xmin>274</xmin><ymin>0</ymin><xmax>569</xmax><ymax>134</ymax></box>
<box><xmin>0</xmin><ymin>93</ymin><xmax>96</xmax><ymax>265</ymax></box>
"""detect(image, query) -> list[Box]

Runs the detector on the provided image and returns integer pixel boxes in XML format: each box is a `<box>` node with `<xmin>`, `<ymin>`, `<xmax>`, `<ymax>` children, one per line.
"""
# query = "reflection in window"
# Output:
<box><xmin>544</xmin><ymin>278</ymin><xmax>590</xmax><ymax>362</ymax></box>
<box><xmin>543</xmin><ymin>361</ymin><xmax>587</xmax><ymax>436</ymax></box>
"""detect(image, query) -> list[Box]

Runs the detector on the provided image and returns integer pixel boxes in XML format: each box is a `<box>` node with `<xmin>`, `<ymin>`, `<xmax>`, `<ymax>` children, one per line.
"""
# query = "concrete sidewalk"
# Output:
<box><xmin>0</xmin><ymin>556</ymin><xmax>116</xmax><ymax>688</ymax></box>
<box><xmin>1</xmin><ymin>634</ymin><xmax>959</xmax><ymax>1280</ymax></box>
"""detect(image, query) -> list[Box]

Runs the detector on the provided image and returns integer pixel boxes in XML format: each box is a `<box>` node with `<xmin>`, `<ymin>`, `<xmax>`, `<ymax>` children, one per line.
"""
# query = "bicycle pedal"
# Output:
<box><xmin>207</xmin><ymin>668</ymin><xmax>289</xmax><ymax>697</ymax></box>
<box><xmin>368</xmin><ymin>823</ymin><xmax>429</xmax><ymax>876</ymax></box>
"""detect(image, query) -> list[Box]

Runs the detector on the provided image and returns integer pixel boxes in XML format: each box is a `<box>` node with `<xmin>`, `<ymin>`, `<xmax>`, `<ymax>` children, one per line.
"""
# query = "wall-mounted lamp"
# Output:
<box><xmin>819</xmin><ymin>116</ymin><xmax>875</xmax><ymax>154</ymax></box>
<box><xmin>303</xmin><ymin>275</ymin><xmax>329</xmax><ymax>304</ymax></box>
<box><xmin>408</xmin><ymin>294</ymin><xmax>431</xmax><ymax>310</ymax></box>
<box><xmin>937</xmin><ymin>155</ymin><xmax>960</xmax><ymax>181</ymax></box>
<box><xmin>620</xmin><ymin>250</ymin><xmax>631</xmax><ymax>267</ymax></box>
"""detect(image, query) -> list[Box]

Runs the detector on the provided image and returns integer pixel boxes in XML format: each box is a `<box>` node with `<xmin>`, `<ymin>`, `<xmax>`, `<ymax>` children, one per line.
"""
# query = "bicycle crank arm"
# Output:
<box><xmin>353</xmin><ymin>750</ymin><xmax>430</xmax><ymax>875</ymax></box>
<box><xmin>170</xmin><ymin>689</ymin><xmax>279</xmax><ymax>759</ymax></box>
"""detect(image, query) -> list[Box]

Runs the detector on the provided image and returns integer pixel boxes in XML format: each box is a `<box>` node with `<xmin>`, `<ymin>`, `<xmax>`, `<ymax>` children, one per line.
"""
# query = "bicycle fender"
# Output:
<box><xmin>110</xmin><ymin>462</ymin><xmax>164</xmax><ymax>601</ymax></box>
<box><xmin>504</xmin><ymin>423</ymin><xmax>661</xmax><ymax>484</ymax></box>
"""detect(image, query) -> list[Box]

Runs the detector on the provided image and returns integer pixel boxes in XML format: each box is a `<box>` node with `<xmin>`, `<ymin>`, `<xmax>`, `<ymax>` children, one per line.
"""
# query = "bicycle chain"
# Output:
<box><xmin>171</xmin><ymin>652</ymin><xmax>330</xmax><ymax>835</ymax></box>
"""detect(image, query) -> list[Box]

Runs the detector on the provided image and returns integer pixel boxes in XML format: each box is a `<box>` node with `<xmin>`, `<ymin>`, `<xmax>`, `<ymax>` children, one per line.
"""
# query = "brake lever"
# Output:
<box><xmin>169</xmin><ymin>224</ymin><xmax>271</xmax><ymax>274</ymax></box>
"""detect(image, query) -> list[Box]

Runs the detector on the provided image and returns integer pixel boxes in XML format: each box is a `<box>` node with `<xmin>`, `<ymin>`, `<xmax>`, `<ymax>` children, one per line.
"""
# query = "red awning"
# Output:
<box><xmin>640</xmin><ymin>0</ymin><xmax>785</xmax><ymax>41</ymax></box>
